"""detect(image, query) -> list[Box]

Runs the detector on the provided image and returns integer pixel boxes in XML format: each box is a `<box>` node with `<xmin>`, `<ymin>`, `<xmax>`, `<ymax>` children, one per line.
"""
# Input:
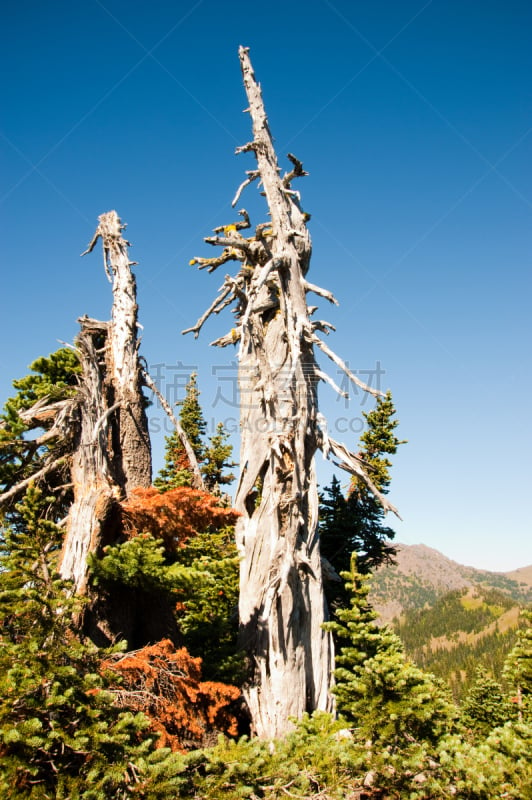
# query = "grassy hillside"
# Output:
<box><xmin>367</xmin><ymin>545</ymin><xmax>531</xmax><ymax>702</ymax></box>
<box><xmin>392</xmin><ymin>586</ymin><xmax>524</xmax><ymax>701</ymax></box>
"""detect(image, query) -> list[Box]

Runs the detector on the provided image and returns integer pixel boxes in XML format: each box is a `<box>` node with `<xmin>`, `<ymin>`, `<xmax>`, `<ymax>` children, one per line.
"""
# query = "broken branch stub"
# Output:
<box><xmin>184</xmin><ymin>47</ymin><xmax>398</xmax><ymax>738</ymax></box>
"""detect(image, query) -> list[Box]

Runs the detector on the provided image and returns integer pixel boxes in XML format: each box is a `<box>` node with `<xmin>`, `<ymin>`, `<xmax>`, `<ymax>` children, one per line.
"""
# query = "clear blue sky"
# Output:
<box><xmin>2</xmin><ymin>0</ymin><xmax>531</xmax><ymax>571</ymax></box>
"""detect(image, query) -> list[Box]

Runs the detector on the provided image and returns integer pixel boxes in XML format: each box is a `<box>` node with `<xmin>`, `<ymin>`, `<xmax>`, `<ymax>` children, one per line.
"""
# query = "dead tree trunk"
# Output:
<box><xmin>185</xmin><ymin>47</ymin><xmax>399</xmax><ymax>738</ymax></box>
<box><xmin>59</xmin><ymin>211</ymin><xmax>151</xmax><ymax>593</ymax></box>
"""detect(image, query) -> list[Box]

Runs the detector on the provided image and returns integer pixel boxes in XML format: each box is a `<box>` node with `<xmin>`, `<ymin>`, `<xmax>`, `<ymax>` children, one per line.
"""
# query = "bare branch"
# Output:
<box><xmin>235</xmin><ymin>141</ymin><xmax>257</xmax><ymax>155</ymax></box>
<box><xmin>80</xmin><ymin>228</ymin><xmax>101</xmax><ymax>258</ymax></box>
<box><xmin>255</xmin><ymin>222</ymin><xmax>274</xmax><ymax>241</ymax></box>
<box><xmin>204</xmin><ymin>235</ymin><xmax>256</xmax><ymax>257</ymax></box>
<box><xmin>232</xmin><ymin>171</ymin><xmax>260</xmax><ymax>207</ymax></box>
<box><xmin>314</xmin><ymin>368</ymin><xmax>348</xmax><ymax>399</ymax></box>
<box><xmin>312</xmin><ymin>335</ymin><xmax>383</xmax><ymax>399</ymax></box>
<box><xmin>14</xmin><ymin>396</ymin><xmax>71</xmax><ymax>427</ymax></box>
<box><xmin>190</xmin><ymin>249</ymin><xmax>242</xmax><ymax>274</ymax></box>
<box><xmin>91</xmin><ymin>402</ymin><xmax>121</xmax><ymax>443</ymax></box>
<box><xmin>282</xmin><ymin>153</ymin><xmax>308</xmax><ymax>187</ymax></box>
<box><xmin>210</xmin><ymin>328</ymin><xmax>241</xmax><ymax>348</ymax></box>
<box><xmin>327</xmin><ymin>437</ymin><xmax>401</xmax><ymax>518</ymax></box>
<box><xmin>0</xmin><ymin>457</ymin><xmax>66</xmax><ymax>506</ymax></box>
<box><xmin>182</xmin><ymin>283</ymin><xmax>233</xmax><ymax>338</ymax></box>
<box><xmin>213</xmin><ymin>208</ymin><xmax>251</xmax><ymax>234</ymax></box>
<box><xmin>311</xmin><ymin>319</ymin><xmax>336</xmax><ymax>335</ymax></box>
<box><xmin>303</xmin><ymin>280</ymin><xmax>339</xmax><ymax>305</ymax></box>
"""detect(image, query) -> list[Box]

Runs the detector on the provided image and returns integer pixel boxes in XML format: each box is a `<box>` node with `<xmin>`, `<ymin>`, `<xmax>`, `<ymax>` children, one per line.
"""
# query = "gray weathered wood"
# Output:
<box><xmin>185</xmin><ymin>48</ymin><xmax>398</xmax><ymax>738</ymax></box>
<box><xmin>59</xmin><ymin>212</ymin><xmax>151</xmax><ymax>592</ymax></box>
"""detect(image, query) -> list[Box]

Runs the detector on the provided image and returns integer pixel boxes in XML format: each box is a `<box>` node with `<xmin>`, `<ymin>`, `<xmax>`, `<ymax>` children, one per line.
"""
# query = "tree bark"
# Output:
<box><xmin>185</xmin><ymin>48</ymin><xmax>399</xmax><ymax>738</ymax></box>
<box><xmin>59</xmin><ymin>212</ymin><xmax>151</xmax><ymax>594</ymax></box>
<box><xmin>233</xmin><ymin>48</ymin><xmax>333</xmax><ymax>738</ymax></box>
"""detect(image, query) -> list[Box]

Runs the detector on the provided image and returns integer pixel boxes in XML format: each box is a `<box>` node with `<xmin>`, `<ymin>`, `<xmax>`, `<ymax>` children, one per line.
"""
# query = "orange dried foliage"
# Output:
<box><xmin>121</xmin><ymin>487</ymin><xmax>239</xmax><ymax>551</ymax></box>
<box><xmin>103</xmin><ymin>639</ymin><xmax>240</xmax><ymax>752</ymax></box>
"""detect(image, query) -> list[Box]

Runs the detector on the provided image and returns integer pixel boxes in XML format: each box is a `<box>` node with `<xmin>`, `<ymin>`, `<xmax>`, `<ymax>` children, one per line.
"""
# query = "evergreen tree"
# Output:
<box><xmin>175</xmin><ymin>372</ymin><xmax>206</xmax><ymax>458</ymax></box>
<box><xmin>319</xmin><ymin>392</ymin><xmax>403</xmax><ymax>613</ymax></box>
<box><xmin>324</xmin><ymin>556</ymin><xmax>456</xmax><ymax>747</ymax></box>
<box><xmin>0</xmin><ymin>484</ymin><xmax>185</xmax><ymax>799</ymax></box>
<box><xmin>202</xmin><ymin>421</ymin><xmax>236</xmax><ymax>494</ymax></box>
<box><xmin>176</xmin><ymin>528</ymin><xmax>243</xmax><ymax>683</ymax></box>
<box><xmin>461</xmin><ymin>666</ymin><xmax>514</xmax><ymax>736</ymax></box>
<box><xmin>504</xmin><ymin>609</ymin><xmax>532</xmax><ymax>720</ymax></box>
<box><xmin>0</xmin><ymin>348</ymin><xmax>81</xmax><ymax>524</ymax></box>
<box><xmin>319</xmin><ymin>475</ymin><xmax>396</xmax><ymax>579</ymax></box>
<box><xmin>155</xmin><ymin>373</ymin><xmax>235</xmax><ymax>493</ymax></box>
<box><xmin>155</xmin><ymin>372</ymin><xmax>206</xmax><ymax>490</ymax></box>
<box><xmin>155</xmin><ymin>373</ymin><xmax>206</xmax><ymax>490</ymax></box>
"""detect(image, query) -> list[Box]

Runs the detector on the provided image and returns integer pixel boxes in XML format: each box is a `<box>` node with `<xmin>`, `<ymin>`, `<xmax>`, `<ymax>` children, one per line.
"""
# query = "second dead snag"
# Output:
<box><xmin>60</xmin><ymin>211</ymin><xmax>152</xmax><ymax>593</ymax></box>
<box><xmin>185</xmin><ymin>47</ymin><xmax>399</xmax><ymax>739</ymax></box>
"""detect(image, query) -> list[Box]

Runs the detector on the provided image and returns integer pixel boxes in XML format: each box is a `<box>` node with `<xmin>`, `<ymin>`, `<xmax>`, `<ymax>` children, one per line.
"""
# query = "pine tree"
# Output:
<box><xmin>319</xmin><ymin>391</ymin><xmax>403</xmax><ymax>616</ymax></box>
<box><xmin>319</xmin><ymin>475</ymin><xmax>396</xmax><ymax>580</ymax></box>
<box><xmin>324</xmin><ymin>556</ymin><xmax>456</xmax><ymax>747</ymax></box>
<box><xmin>504</xmin><ymin>610</ymin><xmax>532</xmax><ymax>720</ymax></box>
<box><xmin>0</xmin><ymin>348</ymin><xmax>81</xmax><ymax>524</ymax></box>
<box><xmin>461</xmin><ymin>666</ymin><xmax>514</xmax><ymax>736</ymax></box>
<box><xmin>0</xmin><ymin>484</ymin><xmax>185</xmax><ymax>799</ymax></box>
<box><xmin>155</xmin><ymin>373</ymin><xmax>206</xmax><ymax>490</ymax></box>
<box><xmin>202</xmin><ymin>421</ymin><xmax>236</xmax><ymax>494</ymax></box>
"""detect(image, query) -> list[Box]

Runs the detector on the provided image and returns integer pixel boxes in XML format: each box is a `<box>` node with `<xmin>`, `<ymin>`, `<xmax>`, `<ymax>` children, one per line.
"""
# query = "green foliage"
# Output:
<box><xmin>504</xmin><ymin>609</ymin><xmax>532</xmax><ymax>719</ymax></box>
<box><xmin>89</xmin><ymin>533</ymin><xmax>197</xmax><ymax>594</ymax></box>
<box><xmin>461</xmin><ymin>667</ymin><xmax>515</xmax><ymax>736</ymax></box>
<box><xmin>0</xmin><ymin>348</ymin><xmax>80</xmax><ymax>523</ymax></box>
<box><xmin>176</xmin><ymin>528</ymin><xmax>243</xmax><ymax>683</ymax></box>
<box><xmin>319</xmin><ymin>475</ymin><xmax>396</xmax><ymax>580</ymax></box>
<box><xmin>0</xmin><ymin>485</ymin><xmax>186</xmax><ymax>799</ymax></box>
<box><xmin>357</xmin><ymin>389</ymin><xmax>405</xmax><ymax>490</ymax></box>
<box><xmin>181</xmin><ymin>713</ymin><xmax>362</xmax><ymax>800</ymax></box>
<box><xmin>396</xmin><ymin>589</ymin><xmax>515</xmax><ymax>648</ymax></box>
<box><xmin>7</xmin><ymin>349</ymin><xmax>81</xmax><ymax>411</ymax></box>
<box><xmin>505</xmin><ymin>609</ymin><xmax>532</xmax><ymax>695</ymax></box>
<box><xmin>155</xmin><ymin>373</ymin><xmax>235</xmax><ymax>492</ymax></box>
<box><xmin>392</xmin><ymin>588</ymin><xmax>524</xmax><ymax>702</ymax></box>
<box><xmin>155</xmin><ymin>372</ymin><xmax>206</xmax><ymax>490</ymax></box>
<box><xmin>171</xmin><ymin>709</ymin><xmax>532</xmax><ymax>799</ymax></box>
<box><xmin>319</xmin><ymin>391</ymin><xmax>403</xmax><ymax>603</ymax></box>
<box><xmin>90</xmin><ymin>529</ymin><xmax>243</xmax><ymax>685</ymax></box>
<box><xmin>324</xmin><ymin>557</ymin><xmax>457</xmax><ymax>747</ymax></box>
<box><xmin>202</xmin><ymin>421</ymin><xmax>237</xmax><ymax>493</ymax></box>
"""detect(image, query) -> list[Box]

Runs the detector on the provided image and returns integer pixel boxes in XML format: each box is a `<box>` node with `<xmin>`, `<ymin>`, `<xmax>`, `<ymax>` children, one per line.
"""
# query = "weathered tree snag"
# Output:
<box><xmin>60</xmin><ymin>212</ymin><xmax>151</xmax><ymax>594</ymax></box>
<box><xmin>185</xmin><ymin>47</ymin><xmax>399</xmax><ymax>739</ymax></box>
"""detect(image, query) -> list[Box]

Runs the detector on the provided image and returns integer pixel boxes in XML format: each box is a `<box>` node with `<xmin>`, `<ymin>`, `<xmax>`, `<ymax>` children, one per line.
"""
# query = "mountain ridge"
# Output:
<box><xmin>370</xmin><ymin>542</ymin><xmax>532</xmax><ymax>624</ymax></box>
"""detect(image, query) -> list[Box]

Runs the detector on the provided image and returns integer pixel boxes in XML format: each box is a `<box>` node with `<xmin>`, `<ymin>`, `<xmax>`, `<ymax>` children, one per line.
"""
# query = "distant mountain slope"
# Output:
<box><xmin>393</xmin><ymin>585</ymin><xmax>524</xmax><ymax>701</ymax></box>
<box><xmin>502</xmin><ymin>564</ymin><xmax>532</xmax><ymax>589</ymax></box>
<box><xmin>370</xmin><ymin>543</ymin><xmax>532</xmax><ymax>624</ymax></box>
<box><xmin>368</xmin><ymin>544</ymin><xmax>531</xmax><ymax>702</ymax></box>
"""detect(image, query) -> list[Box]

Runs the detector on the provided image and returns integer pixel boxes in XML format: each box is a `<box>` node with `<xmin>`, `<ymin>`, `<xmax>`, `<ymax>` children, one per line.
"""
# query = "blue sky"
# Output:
<box><xmin>1</xmin><ymin>0</ymin><xmax>531</xmax><ymax>571</ymax></box>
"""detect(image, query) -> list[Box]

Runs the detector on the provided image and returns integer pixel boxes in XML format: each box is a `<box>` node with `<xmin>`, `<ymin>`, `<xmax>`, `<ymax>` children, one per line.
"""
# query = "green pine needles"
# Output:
<box><xmin>325</xmin><ymin>556</ymin><xmax>457</xmax><ymax>747</ymax></box>
<box><xmin>0</xmin><ymin>485</ymin><xmax>184</xmax><ymax>799</ymax></box>
<box><xmin>155</xmin><ymin>373</ymin><xmax>236</xmax><ymax>493</ymax></box>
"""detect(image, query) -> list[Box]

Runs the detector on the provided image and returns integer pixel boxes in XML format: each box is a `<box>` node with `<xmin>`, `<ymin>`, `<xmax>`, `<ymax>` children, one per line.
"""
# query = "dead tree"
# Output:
<box><xmin>59</xmin><ymin>211</ymin><xmax>152</xmax><ymax>593</ymax></box>
<box><xmin>185</xmin><ymin>47</ymin><xmax>399</xmax><ymax>738</ymax></box>
<box><xmin>0</xmin><ymin>210</ymin><xmax>203</xmax><ymax>604</ymax></box>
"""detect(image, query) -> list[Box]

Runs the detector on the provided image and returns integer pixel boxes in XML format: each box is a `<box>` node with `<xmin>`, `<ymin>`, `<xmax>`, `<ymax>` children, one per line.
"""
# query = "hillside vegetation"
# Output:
<box><xmin>370</xmin><ymin>543</ymin><xmax>532</xmax><ymax>623</ymax></box>
<box><xmin>368</xmin><ymin>544</ymin><xmax>531</xmax><ymax>702</ymax></box>
<box><xmin>394</xmin><ymin>586</ymin><xmax>525</xmax><ymax>701</ymax></box>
